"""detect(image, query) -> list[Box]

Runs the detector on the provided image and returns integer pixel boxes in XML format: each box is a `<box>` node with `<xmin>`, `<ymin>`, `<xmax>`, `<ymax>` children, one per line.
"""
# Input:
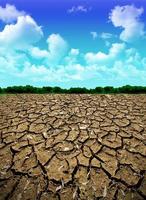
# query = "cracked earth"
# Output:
<box><xmin>0</xmin><ymin>94</ymin><xmax>146</xmax><ymax>200</ymax></box>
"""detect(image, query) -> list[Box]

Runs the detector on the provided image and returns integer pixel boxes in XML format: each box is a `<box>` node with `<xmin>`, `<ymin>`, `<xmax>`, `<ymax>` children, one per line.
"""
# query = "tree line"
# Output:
<box><xmin>0</xmin><ymin>85</ymin><xmax>146</xmax><ymax>94</ymax></box>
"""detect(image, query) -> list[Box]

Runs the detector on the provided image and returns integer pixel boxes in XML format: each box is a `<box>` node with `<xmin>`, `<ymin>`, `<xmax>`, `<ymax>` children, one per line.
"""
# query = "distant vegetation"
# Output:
<box><xmin>0</xmin><ymin>85</ymin><xmax>146</xmax><ymax>94</ymax></box>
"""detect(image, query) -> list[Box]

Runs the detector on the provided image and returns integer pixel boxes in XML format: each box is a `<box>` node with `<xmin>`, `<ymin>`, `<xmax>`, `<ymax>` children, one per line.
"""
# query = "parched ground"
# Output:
<box><xmin>0</xmin><ymin>94</ymin><xmax>146</xmax><ymax>200</ymax></box>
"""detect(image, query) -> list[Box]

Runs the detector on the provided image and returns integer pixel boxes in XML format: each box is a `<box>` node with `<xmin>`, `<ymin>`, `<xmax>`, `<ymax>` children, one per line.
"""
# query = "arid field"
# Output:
<box><xmin>0</xmin><ymin>94</ymin><xmax>146</xmax><ymax>200</ymax></box>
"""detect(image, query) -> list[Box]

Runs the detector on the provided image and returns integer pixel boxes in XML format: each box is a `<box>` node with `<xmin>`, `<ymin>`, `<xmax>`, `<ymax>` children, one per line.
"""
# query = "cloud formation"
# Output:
<box><xmin>85</xmin><ymin>43</ymin><xmax>125</xmax><ymax>64</ymax></box>
<box><xmin>109</xmin><ymin>5</ymin><xmax>145</xmax><ymax>42</ymax></box>
<box><xmin>67</xmin><ymin>5</ymin><xmax>91</xmax><ymax>13</ymax></box>
<box><xmin>100</xmin><ymin>32</ymin><xmax>113</xmax><ymax>39</ymax></box>
<box><xmin>0</xmin><ymin>4</ymin><xmax>146</xmax><ymax>87</ymax></box>
<box><xmin>0</xmin><ymin>4</ymin><xmax>25</xmax><ymax>23</ymax></box>
<box><xmin>0</xmin><ymin>15</ymin><xmax>43</xmax><ymax>50</ymax></box>
<box><xmin>30</xmin><ymin>34</ymin><xmax>68</xmax><ymax>66</ymax></box>
<box><xmin>47</xmin><ymin>34</ymin><xmax>68</xmax><ymax>63</ymax></box>
<box><xmin>90</xmin><ymin>32</ymin><xmax>97</xmax><ymax>39</ymax></box>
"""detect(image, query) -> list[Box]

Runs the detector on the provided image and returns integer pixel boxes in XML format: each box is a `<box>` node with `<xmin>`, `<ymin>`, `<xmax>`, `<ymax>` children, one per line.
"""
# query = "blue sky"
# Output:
<box><xmin>0</xmin><ymin>0</ymin><xmax>146</xmax><ymax>88</ymax></box>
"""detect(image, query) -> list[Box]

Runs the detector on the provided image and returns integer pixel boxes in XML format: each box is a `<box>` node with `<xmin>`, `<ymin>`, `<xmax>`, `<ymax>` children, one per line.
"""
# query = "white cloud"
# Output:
<box><xmin>0</xmin><ymin>15</ymin><xmax>43</xmax><ymax>50</ymax></box>
<box><xmin>20</xmin><ymin>63</ymin><xmax>51</xmax><ymax>77</ymax></box>
<box><xmin>47</xmin><ymin>34</ymin><xmax>68</xmax><ymax>59</ymax></box>
<box><xmin>64</xmin><ymin>48</ymin><xmax>80</xmax><ymax>65</ymax></box>
<box><xmin>29</xmin><ymin>34</ymin><xmax>68</xmax><ymax>66</ymax></box>
<box><xmin>100</xmin><ymin>32</ymin><xmax>113</xmax><ymax>39</ymax></box>
<box><xmin>90</xmin><ymin>32</ymin><xmax>97</xmax><ymax>40</ymax></box>
<box><xmin>30</xmin><ymin>47</ymin><xmax>49</xmax><ymax>59</ymax></box>
<box><xmin>1</xmin><ymin>44</ymin><xmax>146</xmax><ymax>85</ymax></box>
<box><xmin>83</xmin><ymin>43</ymin><xmax>146</xmax><ymax>85</ymax></box>
<box><xmin>67</xmin><ymin>5</ymin><xmax>91</xmax><ymax>13</ymax></box>
<box><xmin>46</xmin><ymin>34</ymin><xmax>68</xmax><ymax>65</ymax></box>
<box><xmin>111</xmin><ymin>61</ymin><xmax>146</xmax><ymax>81</ymax></box>
<box><xmin>69</xmin><ymin>48</ymin><xmax>80</xmax><ymax>56</ymax></box>
<box><xmin>110</xmin><ymin>43</ymin><xmax>125</xmax><ymax>56</ymax></box>
<box><xmin>0</xmin><ymin>4</ymin><xmax>25</xmax><ymax>23</ymax></box>
<box><xmin>85</xmin><ymin>43</ymin><xmax>125</xmax><ymax>64</ymax></box>
<box><xmin>109</xmin><ymin>5</ymin><xmax>145</xmax><ymax>42</ymax></box>
<box><xmin>16</xmin><ymin>62</ymin><xmax>71</xmax><ymax>82</ymax></box>
<box><xmin>98</xmin><ymin>32</ymin><xmax>115</xmax><ymax>48</ymax></box>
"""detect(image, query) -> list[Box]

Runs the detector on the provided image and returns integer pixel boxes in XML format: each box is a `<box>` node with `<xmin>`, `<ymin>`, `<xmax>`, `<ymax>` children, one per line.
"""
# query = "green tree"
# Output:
<box><xmin>94</xmin><ymin>87</ymin><xmax>103</xmax><ymax>93</ymax></box>
<box><xmin>52</xmin><ymin>87</ymin><xmax>63</xmax><ymax>93</ymax></box>
<box><xmin>0</xmin><ymin>87</ymin><xmax>2</xmax><ymax>93</ymax></box>
<box><xmin>103</xmin><ymin>86</ymin><xmax>115</xmax><ymax>93</ymax></box>
<box><xmin>68</xmin><ymin>87</ymin><xmax>89</xmax><ymax>94</ymax></box>
<box><xmin>42</xmin><ymin>86</ymin><xmax>53</xmax><ymax>93</ymax></box>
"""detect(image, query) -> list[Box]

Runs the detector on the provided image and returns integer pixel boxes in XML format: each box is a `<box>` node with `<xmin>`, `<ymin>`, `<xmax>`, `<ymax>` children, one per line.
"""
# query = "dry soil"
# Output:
<box><xmin>0</xmin><ymin>94</ymin><xmax>146</xmax><ymax>200</ymax></box>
